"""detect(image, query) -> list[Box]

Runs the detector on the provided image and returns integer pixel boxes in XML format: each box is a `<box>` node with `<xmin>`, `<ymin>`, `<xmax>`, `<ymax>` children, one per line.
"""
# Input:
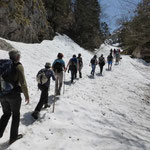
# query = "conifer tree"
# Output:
<box><xmin>43</xmin><ymin>0</ymin><xmax>73</xmax><ymax>34</ymax></box>
<box><xmin>101</xmin><ymin>22</ymin><xmax>110</xmax><ymax>40</ymax></box>
<box><xmin>73</xmin><ymin>0</ymin><xmax>102</xmax><ymax>50</ymax></box>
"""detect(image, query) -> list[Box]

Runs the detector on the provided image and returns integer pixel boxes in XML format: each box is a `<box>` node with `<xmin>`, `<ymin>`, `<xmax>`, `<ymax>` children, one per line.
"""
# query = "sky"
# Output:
<box><xmin>99</xmin><ymin>0</ymin><xmax>141</xmax><ymax>33</ymax></box>
<box><xmin>0</xmin><ymin>34</ymin><xmax>150</xmax><ymax>150</ymax></box>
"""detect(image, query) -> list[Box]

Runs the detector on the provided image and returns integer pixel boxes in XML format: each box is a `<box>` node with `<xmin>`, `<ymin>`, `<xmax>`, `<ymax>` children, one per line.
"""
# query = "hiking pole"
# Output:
<box><xmin>52</xmin><ymin>90</ymin><xmax>56</xmax><ymax>113</ymax></box>
<box><xmin>52</xmin><ymin>79</ymin><xmax>57</xmax><ymax>113</ymax></box>
<box><xmin>63</xmin><ymin>72</ymin><xmax>65</xmax><ymax>95</ymax></box>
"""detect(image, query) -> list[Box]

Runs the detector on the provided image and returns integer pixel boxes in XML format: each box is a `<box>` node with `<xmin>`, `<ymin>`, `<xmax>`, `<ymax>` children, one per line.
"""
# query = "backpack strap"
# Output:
<box><xmin>12</xmin><ymin>62</ymin><xmax>22</xmax><ymax>86</ymax></box>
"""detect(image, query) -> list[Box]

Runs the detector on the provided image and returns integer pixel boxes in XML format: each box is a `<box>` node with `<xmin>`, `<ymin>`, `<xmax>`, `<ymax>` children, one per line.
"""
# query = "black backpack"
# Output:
<box><xmin>53</xmin><ymin>62</ymin><xmax>63</xmax><ymax>73</ymax></box>
<box><xmin>99</xmin><ymin>57</ymin><xmax>105</xmax><ymax>66</ymax></box>
<box><xmin>108</xmin><ymin>55</ymin><xmax>113</xmax><ymax>61</ymax></box>
<box><xmin>0</xmin><ymin>59</ymin><xmax>20</xmax><ymax>96</ymax></box>
<box><xmin>69</xmin><ymin>58</ymin><xmax>77</xmax><ymax>71</ymax></box>
<box><xmin>90</xmin><ymin>58</ymin><xmax>96</xmax><ymax>64</ymax></box>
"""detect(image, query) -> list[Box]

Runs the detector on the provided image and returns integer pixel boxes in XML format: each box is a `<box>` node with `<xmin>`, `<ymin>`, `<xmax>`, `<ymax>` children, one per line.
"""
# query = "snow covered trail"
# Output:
<box><xmin>0</xmin><ymin>35</ymin><xmax>150</xmax><ymax>150</ymax></box>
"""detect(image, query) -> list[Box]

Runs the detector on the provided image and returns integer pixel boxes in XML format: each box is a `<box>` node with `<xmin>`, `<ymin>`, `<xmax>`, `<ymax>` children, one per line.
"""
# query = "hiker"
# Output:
<box><xmin>98</xmin><ymin>54</ymin><xmax>105</xmax><ymax>75</ymax></box>
<box><xmin>107</xmin><ymin>53</ymin><xmax>113</xmax><ymax>70</ymax></box>
<box><xmin>0</xmin><ymin>50</ymin><xmax>29</xmax><ymax>145</ymax></box>
<box><xmin>113</xmin><ymin>49</ymin><xmax>116</xmax><ymax>57</ymax></box>
<box><xmin>32</xmin><ymin>62</ymin><xmax>55</xmax><ymax>120</ymax></box>
<box><xmin>115</xmin><ymin>49</ymin><xmax>120</xmax><ymax>65</ymax></box>
<box><xmin>66</xmin><ymin>54</ymin><xmax>77</xmax><ymax>83</ymax></box>
<box><xmin>110</xmin><ymin>49</ymin><xmax>113</xmax><ymax>55</ymax></box>
<box><xmin>77</xmin><ymin>53</ymin><xmax>83</xmax><ymax>78</ymax></box>
<box><xmin>90</xmin><ymin>55</ymin><xmax>97</xmax><ymax>76</ymax></box>
<box><xmin>52</xmin><ymin>53</ymin><xmax>65</xmax><ymax>95</ymax></box>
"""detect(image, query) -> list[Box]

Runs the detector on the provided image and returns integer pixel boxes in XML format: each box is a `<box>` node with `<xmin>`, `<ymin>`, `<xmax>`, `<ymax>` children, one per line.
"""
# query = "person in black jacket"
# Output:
<box><xmin>90</xmin><ymin>55</ymin><xmax>97</xmax><ymax>76</ymax></box>
<box><xmin>98</xmin><ymin>54</ymin><xmax>105</xmax><ymax>75</ymax></box>
<box><xmin>77</xmin><ymin>53</ymin><xmax>83</xmax><ymax>78</ymax></box>
<box><xmin>32</xmin><ymin>62</ymin><xmax>55</xmax><ymax>120</ymax></box>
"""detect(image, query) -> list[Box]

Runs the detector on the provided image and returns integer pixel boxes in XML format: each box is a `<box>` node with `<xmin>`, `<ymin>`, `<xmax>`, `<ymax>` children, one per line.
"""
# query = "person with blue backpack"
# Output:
<box><xmin>66</xmin><ymin>54</ymin><xmax>77</xmax><ymax>83</ymax></box>
<box><xmin>32</xmin><ymin>62</ymin><xmax>55</xmax><ymax>120</ymax></box>
<box><xmin>0</xmin><ymin>50</ymin><xmax>29</xmax><ymax>144</ymax></box>
<box><xmin>52</xmin><ymin>53</ymin><xmax>65</xmax><ymax>95</ymax></box>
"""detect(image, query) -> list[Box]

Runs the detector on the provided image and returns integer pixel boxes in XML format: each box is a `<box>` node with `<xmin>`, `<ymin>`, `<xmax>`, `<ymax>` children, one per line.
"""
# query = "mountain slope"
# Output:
<box><xmin>0</xmin><ymin>35</ymin><xmax>150</xmax><ymax>150</ymax></box>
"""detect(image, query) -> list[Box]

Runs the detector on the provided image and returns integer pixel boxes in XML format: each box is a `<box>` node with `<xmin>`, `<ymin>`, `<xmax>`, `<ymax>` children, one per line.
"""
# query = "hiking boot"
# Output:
<box><xmin>75</xmin><ymin>74</ymin><xmax>77</xmax><ymax>79</ymax></box>
<box><xmin>55</xmin><ymin>89</ymin><xmax>59</xmax><ymax>95</ymax></box>
<box><xmin>44</xmin><ymin>103</ymin><xmax>50</xmax><ymax>108</ymax></box>
<box><xmin>9</xmin><ymin>134</ymin><xmax>23</xmax><ymax>145</ymax></box>
<box><xmin>56</xmin><ymin>91</ymin><xmax>60</xmax><ymax>95</ymax></box>
<box><xmin>32</xmin><ymin>111</ymin><xmax>39</xmax><ymax>120</ymax></box>
<box><xmin>79</xmin><ymin>72</ymin><xmax>82</xmax><ymax>78</ymax></box>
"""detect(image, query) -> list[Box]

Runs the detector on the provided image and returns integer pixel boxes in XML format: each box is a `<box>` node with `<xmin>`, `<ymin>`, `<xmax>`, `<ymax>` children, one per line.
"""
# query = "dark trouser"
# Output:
<box><xmin>100</xmin><ymin>65</ymin><xmax>104</xmax><ymax>74</ymax></box>
<box><xmin>79</xmin><ymin>72</ymin><xmax>82</xmax><ymax>78</ymax></box>
<box><xmin>71</xmin><ymin>69</ymin><xmax>77</xmax><ymax>83</ymax></box>
<box><xmin>0</xmin><ymin>92</ymin><xmax>22</xmax><ymax>140</ymax></box>
<box><xmin>91</xmin><ymin>64</ymin><xmax>96</xmax><ymax>76</ymax></box>
<box><xmin>35</xmin><ymin>86</ymin><xmax>48</xmax><ymax>112</ymax></box>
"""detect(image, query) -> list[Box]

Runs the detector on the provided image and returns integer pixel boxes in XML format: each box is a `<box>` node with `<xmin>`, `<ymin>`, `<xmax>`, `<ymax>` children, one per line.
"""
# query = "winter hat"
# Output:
<box><xmin>9</xmin><ymin>49</ymin><xmax>21</xmax><ymax>61</ymax></box>
<box><xmin>45</xmin><ymin>62</ymin><xmax>51</xmax><ymax>68</ymax></box>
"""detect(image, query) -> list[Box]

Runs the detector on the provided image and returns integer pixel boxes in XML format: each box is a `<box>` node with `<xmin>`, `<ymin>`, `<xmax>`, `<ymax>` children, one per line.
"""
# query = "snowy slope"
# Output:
<box><xmin>0</xmin><ymin>35</ymin><xmax>150</xmax><ymax>150</ymax></box>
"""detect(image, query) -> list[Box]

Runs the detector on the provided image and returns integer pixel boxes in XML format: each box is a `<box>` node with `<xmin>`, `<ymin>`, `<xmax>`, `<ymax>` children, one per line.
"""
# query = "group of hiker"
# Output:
<box><xmin>112</xmin><ymin>48</ymin><xmax>121</xmax><ymax>65</ymax></box>
<box><xmin>66</xmin><ymin>53</ymin><xmax>83</xmax><ymax>82</ymax></box>
<box><xmin>32</xmin><ymin>53</ymin><xmax>83</xmax><ymax>119</ymax></box>
<box><xmin>89</xmin><ymin>48</ymin><xmax>121</xmax><ymax>76</ymax></box>
<box><xmin>90</xmin><ymin>54</ymin><xmax>105</xmax><ymax>76</ymax></box>
<box><xmin>0</xmin><ymin>50</ymin><xmax>83</xmax><ymax>144</ymax></box>
<box><xmin>0</xmin><ymin>48</ymin><xmax>120</xmax><ymax>144</ymax></box>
